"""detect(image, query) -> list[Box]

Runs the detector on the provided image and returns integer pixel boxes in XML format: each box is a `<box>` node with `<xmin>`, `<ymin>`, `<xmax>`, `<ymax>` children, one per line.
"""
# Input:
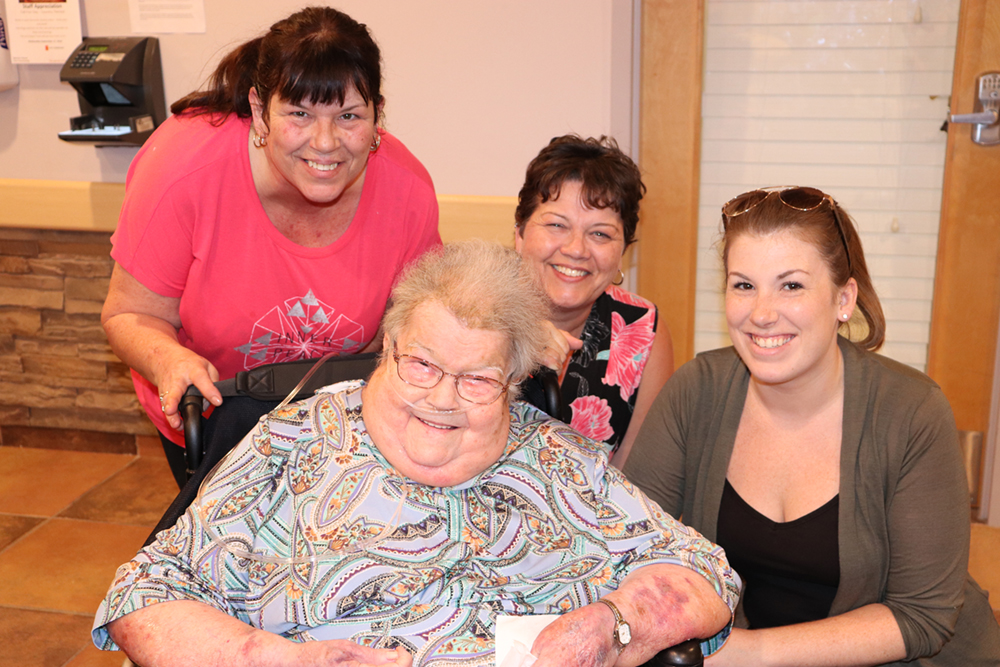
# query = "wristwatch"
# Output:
<box><xmin>596</xmin><ymin>598</ymin><xmax>632</xmax><ymax>652</ymax></box>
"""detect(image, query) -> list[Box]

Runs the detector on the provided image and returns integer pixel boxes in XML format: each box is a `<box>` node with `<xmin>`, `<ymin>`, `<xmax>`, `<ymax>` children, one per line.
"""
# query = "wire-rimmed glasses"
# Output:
<box><xmin>391</xmin><ymin>344</ymin><xmax>509</xmax><ymax>405</ymax></box>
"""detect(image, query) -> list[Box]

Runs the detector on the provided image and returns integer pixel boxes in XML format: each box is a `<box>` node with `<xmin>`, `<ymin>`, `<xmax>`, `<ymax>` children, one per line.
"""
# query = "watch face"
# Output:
<box><xmin>618</xmin><ymin>621</ymin><xmax>632</xmax><ymax>646</ymax></box>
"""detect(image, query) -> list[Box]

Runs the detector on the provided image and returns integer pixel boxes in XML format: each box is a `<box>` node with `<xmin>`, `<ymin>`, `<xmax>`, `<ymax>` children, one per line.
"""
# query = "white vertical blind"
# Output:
<box><xmin>697</xmin><ymin>0</ymin><xmax>960</xmax><ymax>372</ymax></box>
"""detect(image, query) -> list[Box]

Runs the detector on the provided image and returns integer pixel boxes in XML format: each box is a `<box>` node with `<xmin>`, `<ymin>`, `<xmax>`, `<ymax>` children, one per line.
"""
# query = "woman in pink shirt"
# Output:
<box><xmin>101</xmin><ymin>7</ymin><xmax>441</xmax><ymax>485</ymax></box>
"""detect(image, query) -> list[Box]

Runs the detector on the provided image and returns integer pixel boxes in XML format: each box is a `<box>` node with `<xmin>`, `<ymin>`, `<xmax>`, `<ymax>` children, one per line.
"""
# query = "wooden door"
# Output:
<box><xmin>927</xmin><ymin>0</ymin><xmax>1000</xmax><ymax>523</ymax></box>
<box><xmin>636</xmin><ymin>0</ymin><xmax>704</xmax><ymax>366</ymax></box>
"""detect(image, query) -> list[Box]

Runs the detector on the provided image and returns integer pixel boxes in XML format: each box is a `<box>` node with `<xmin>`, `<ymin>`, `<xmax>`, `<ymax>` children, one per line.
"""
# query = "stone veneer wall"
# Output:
<box><xmin>0</xmin><ymin>227</ymin><xmax>155</xmax><ymax>445</ymax></box>
<box><xmin>0</xmin><ymin>190</ymin><xmax>518</xmax><ymax>452</ymax></box>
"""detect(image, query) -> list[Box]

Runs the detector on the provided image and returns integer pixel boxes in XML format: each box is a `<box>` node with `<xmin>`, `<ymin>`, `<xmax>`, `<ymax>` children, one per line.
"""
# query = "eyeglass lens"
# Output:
<box><xmin>394</xmin><ymin>353</ymin><xmax>504</xmax><ymax>403</ymax></box>
<box><xmin>777</xmin><ymin>187</ymin><xmax>826</xmax><ymax>211</ymax></box>
<box><xmin>723</xmin><ymin>190</ymin><xmax>769</xmax><ymax>218</ymax></box>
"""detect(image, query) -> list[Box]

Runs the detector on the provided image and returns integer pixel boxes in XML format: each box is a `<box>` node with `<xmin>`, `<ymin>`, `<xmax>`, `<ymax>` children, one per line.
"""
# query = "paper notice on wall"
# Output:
<box><xmin>3</xmin><ymin>0</ymin><xmax>82</xmax><ymax>65</ymax></box>
<box><xmin>0</xmin><ymin>1</ymin><xmax>20</xmax><ymax>90</ymax></box>
<box><xmin>127</xmin><ymin>0</ymin><xmax>205</xmax><ymax>34</ymax></box>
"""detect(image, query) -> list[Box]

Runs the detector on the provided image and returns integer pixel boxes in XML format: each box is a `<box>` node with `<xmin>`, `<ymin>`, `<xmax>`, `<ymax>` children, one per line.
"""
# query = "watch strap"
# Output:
<box><xmin>595</xmin><ymin>598</ymin><xmax>630</xmax><ymax>651</ymax></box>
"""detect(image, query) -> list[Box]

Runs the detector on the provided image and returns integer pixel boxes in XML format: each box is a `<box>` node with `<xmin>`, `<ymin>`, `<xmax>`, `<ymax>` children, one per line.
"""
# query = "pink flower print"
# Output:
<box><xmin>603</xmin><ymin>309</ymin><xmax>655</xmax><ymax>402</ymax></box>
<box><xmin>569</xmin><ymin>395</ymin><xmax>615</xmax><ymax>442</ymax></box>
<box><xmin>605</xmin><ymin>285</ymin><xmax>654</xmax><ymax>310</ymax></box>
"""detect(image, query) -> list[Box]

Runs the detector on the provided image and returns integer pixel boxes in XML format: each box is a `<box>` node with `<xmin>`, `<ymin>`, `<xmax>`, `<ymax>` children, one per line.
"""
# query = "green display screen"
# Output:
<box><xmin>86</xmin><ymin>45</ymin><xmax>109</xmax><ymax>52</ymax></box>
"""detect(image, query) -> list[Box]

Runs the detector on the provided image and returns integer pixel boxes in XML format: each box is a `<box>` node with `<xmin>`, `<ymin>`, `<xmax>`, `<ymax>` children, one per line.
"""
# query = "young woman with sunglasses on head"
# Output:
<box><xmin>623</xmin><ymin>187</ymin><xmax>1000</xmax><ymax>666</ymax></box>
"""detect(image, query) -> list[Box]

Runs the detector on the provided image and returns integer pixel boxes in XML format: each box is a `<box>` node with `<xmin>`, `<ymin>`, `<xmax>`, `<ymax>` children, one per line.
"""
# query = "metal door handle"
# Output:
<box><xmin>950</xmin><ymin>109</ymin><xmax>999</xmax><ymax>125</ymax></box>
<box><xmin>950</xmin><ymin>73</ymin><xmax>1000</xmax><ymax>146</ymax></box>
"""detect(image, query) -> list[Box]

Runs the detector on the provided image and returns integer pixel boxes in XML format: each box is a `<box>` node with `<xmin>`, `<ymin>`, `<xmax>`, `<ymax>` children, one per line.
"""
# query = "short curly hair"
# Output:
<box><xmin>515</xmin><ymin>135</ymin><xmax>645</xmax><ymax>246</ymax></box>
<box><xmin>381</xmin><ymin>240</ymin><xmax>549</xmax><ymax>400</ymax></box>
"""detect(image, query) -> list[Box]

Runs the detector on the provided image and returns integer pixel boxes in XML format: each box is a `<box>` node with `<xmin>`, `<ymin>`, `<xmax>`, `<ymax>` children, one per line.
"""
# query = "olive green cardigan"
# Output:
<box><xmin>623</xmin><ymin>336</ymin><xmax>1000</xmax><ymax>665</ymax></box>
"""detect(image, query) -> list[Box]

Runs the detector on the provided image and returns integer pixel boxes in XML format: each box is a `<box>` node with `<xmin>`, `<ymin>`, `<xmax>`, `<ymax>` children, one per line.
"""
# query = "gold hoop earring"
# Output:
<box><xmin>252</xmin><ymin>129</ymin><xmax>267</xmax><ymax>148</ymax></box>
<box><xmin>612</xmin><ymin>269</ymin><xmax>625</xmax><ymax>286</ymax></box>
<box><xmin>369</xmin><ymin>132</ymin><xmax>381</xmax><ymax>153</ymax></box>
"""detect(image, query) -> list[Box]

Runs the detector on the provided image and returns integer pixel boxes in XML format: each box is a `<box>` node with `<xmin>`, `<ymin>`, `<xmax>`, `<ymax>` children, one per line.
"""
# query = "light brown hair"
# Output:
<box><xmin>721</xmin><ymin>192</ymin><xmax>886</xmax><ymax>351</ymax></box>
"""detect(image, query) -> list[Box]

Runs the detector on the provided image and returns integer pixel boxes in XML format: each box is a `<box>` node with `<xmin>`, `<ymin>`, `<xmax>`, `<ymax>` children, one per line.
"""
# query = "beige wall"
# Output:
<box><xmin>0</xmin><ymin>0</ymin><xmax>636</xmax><ymax>197</ymax></box>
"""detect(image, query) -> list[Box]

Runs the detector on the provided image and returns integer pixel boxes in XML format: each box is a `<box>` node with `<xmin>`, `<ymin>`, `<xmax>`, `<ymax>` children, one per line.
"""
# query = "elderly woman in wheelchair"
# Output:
<box><xmin>92</xmin><ymin>240</ymin><xmax>739</xmax><ymax>667</ymax></box>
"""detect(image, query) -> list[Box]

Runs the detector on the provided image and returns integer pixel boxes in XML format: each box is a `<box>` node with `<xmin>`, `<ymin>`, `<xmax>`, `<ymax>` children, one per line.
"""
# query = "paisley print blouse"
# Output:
<box><xmin>93</xmin><ymin>382</ymin><xmax>737</xmax><ymax>665</ymax></box>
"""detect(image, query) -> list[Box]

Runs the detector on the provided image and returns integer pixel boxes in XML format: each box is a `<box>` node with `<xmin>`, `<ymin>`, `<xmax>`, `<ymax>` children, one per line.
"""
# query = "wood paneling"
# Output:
<box><xmin>637</xmin><ymin>0</ymin><xmax>704</xmax><ymax>365</ymax></box>
<box><xmin>928</xmin><ymin>0</ymin><xmax>1000</xmax><ymax>432</ymax></box>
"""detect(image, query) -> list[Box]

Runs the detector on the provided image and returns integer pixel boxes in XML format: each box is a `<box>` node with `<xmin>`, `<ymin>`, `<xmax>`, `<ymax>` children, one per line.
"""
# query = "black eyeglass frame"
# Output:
<box><xmin>721</xmin><ymin>186</ymin><xmax>853</xmax><ymax>273</ymax></box>
<box><xmin>390</xmin><ymin>343</ymin><xmax>511</xmax><ymax>405</ymax></box>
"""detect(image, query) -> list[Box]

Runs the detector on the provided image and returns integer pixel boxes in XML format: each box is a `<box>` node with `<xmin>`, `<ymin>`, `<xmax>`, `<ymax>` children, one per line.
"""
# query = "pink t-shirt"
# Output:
<box><xmin>112</xmin><ymin>113</ymin><xmax>441</xmax><ymax>444</ymax></box>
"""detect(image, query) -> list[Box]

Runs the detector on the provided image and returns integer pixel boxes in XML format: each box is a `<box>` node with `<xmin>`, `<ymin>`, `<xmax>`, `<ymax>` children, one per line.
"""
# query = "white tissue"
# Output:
<box><xmin>497</xmin><ymin>640</ymin><xmax>536</xmax><ymax>667</ymax></box>
<box><xmin>495</xmin><ymin>615</ymin><xmax>559</xmax><ymax>667</ymax></box>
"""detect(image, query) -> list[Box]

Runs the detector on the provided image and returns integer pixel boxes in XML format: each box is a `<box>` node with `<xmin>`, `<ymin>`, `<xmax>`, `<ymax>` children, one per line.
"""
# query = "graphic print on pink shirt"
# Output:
<box><xmin>234</xmin><ymin>289</ymin><xmax>365</xmax><ymax>367</ymax></box>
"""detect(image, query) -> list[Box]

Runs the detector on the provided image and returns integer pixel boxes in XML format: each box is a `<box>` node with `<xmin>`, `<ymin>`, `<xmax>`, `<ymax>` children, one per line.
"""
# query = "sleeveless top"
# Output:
<box><xmin>523</xmin><ymin>286</ymin><xmax>658</xmax><ymax>455</ymax></box>
<box><xmin>717</xmin><ymin>479</ymin><xmax>840</xmax><ymax>628</ymax></box>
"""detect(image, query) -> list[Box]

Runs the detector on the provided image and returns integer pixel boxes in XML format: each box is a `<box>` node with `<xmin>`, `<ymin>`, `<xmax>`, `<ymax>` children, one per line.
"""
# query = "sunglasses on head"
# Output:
<box><xmin>721</xmin><ymin>186</ymin><xmax>852</xmax><ymax>273</ymax></box>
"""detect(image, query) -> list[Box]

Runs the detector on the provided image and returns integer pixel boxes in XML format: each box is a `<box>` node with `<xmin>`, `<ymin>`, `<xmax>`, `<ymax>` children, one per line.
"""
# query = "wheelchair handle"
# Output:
<box><xmin>180</xmin><ymin>386</ymin><xmax>204</xmax><ymax>480</ymax></box>
<box><xmin>534</xmin><ymin>366</ymin><xmax>562</xmax><ymax>420</ymax></box>
<box><xmin>654</xmin><ymin>638</ymin><xmax>703</xmax><ymax>666</ymax></box>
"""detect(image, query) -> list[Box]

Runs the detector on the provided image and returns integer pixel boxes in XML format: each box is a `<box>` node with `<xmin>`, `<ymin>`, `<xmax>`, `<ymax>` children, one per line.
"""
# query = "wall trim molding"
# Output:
<box><xmin>0</xmin><ymin>179</ymin><xmax>517</xmax><ymax>243</ymax></box>
<box><xmin>0</xmin><ymin>179</ymin><xmax>126</xmax><ymax>232</ymax></box>
<box><xmin>436</xmin><ymin>194</ymin><xmax>517</xmax><ymax>245</ymax></box>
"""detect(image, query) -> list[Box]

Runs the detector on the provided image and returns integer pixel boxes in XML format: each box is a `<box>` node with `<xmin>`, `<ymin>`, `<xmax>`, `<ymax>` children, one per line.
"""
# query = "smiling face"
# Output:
<box><xmin>250</xmin><ymin>85</ymin><xmax>377</xmax><ymax>206</ymax></box>
<box><xmin>514</xmin><ymin>180</ymin><xmax>625</xmax><ymax>328</ymax></box>
<box><xmin>726</xmin><ymin>230</ymin><xmax>857</xmax><ymax>390</ymax></box>
<box><xmin>362</xmin><ymin>301</ymin><xmax>512</xmax><ymax>487</ymax></box>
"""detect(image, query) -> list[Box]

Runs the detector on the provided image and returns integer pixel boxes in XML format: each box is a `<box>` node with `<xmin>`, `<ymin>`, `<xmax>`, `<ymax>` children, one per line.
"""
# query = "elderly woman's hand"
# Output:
<box><xmin>529</xmin><ymin>603</ymin><xmax>617</xmax><ymax>667</ymax></box>
<box><xmin>539</xmin><ymin>320</ymin><xmax>583</xmax><ymax>373</ymax></box>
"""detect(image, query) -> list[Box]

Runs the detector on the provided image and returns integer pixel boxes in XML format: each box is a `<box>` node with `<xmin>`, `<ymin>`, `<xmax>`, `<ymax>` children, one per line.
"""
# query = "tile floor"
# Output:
<box><xmin>0</xmin><ymin>434</ymin><xmax>178</xmax><ymax>667</ymax></box>
<box><xmin>1</xmin><ymin>431</ymin><xmax>997</xmax><ymax>667</ymax></box>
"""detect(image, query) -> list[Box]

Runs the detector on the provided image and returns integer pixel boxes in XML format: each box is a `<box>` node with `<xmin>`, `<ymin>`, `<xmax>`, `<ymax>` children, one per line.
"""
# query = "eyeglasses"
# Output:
<box><xmin>391</xmin><ymin>344</ymin><xmax>510</xmax><ymax>405</ymax></box>
<box><xmin>721</xmin><ymin>186</ymin><xmax>852</xmax><ymax>272</ymax></box>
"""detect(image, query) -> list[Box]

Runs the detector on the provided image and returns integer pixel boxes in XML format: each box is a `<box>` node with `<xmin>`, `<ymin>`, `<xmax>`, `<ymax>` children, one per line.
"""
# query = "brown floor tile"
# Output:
<box><xmin>0</xmin><ymin>518</ymin><xmax>148</xmax><ymax>614</ymax></box>
<box><xmin>65</xmin><ymin>643</ymin><xmax>128</xmax><ymax>667</ymax></box>
<box><xmin>0</xmin><ymin>448</ymin><xmax>133</xmax><ymax>517</ymax></box>
<box><xmin>136</xmin><ymin>434</ymin><xmax>164</xmax><ymax>459</ymax></box>
<box><xmin>970</xmin><ymin>523</ymin><xmax>1000</xmax><ymax>615</ymax></box>
<box><xmin>0</xmin><ymin>513</ymin><xmax>44</xmax><ymax>552</ymax></box>
<box><xmin>0</xmin><ymin>606</ymin><xmax>95</xmax><ymax>667</ymax></box>
<box><xmin>60</xmin><ymin>458</ymin><xmax>178</xmax><ymax>527</ymax></box>
<box><xmin>2</xmin><ymin>426</ymin><xmax>135</xmax><ymax>455</ymax></box>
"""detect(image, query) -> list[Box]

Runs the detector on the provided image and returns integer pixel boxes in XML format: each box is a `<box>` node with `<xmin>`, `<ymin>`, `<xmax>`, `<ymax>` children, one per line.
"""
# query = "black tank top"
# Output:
<box><xmin>717</xmin><ymin>479</ymin><xmax>841</xmax><ymax>628</ymax></box>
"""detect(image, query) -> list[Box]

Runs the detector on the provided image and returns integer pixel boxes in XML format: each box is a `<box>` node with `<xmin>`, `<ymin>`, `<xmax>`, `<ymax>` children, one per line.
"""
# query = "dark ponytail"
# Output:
<box><xmin>170</xmin><ymin>7</ymin><xmax>383</xmax><ymax>125</ymax></box>
<box><xmin>171</xmin><ymin>38</ymin><xmax>261</xmax><ymax>118</ymax></box>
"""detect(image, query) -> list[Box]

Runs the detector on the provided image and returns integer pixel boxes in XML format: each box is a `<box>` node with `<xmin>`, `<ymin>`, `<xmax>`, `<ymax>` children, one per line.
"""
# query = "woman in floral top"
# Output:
<box><xmin>515</xmin><ymin>136</ymin><xmax>673</xmax><ymax>466</ymax></box>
